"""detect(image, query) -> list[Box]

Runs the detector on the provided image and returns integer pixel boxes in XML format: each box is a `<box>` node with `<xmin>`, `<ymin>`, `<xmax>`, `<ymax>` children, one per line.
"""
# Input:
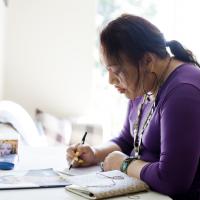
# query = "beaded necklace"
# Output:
<box><xmin>133</xmin><ymin>57</ymin><xmax>172</xmax><ymax>159</ymax></box>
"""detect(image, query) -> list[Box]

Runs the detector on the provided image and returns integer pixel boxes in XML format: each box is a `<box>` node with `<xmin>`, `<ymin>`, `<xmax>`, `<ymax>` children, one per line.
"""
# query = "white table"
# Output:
<box><xmin>0</xmin><ymin>146</ymin><xmax>172</xmax><ymax>200</ymax></box>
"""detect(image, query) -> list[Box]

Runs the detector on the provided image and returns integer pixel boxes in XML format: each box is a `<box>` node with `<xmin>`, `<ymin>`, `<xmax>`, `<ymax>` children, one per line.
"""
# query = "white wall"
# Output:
<box><xmin>0</xmin><ymin>1</ymin><xmax>6</xmax><ymax>100</ymax></box>
<box><xmin>4</xmin><ymin>0</ymin><xmax>95</xmax><ymax>117</ymax></box>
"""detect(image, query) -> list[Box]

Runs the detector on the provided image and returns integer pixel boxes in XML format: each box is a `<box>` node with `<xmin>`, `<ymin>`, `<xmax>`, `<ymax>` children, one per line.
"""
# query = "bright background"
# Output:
<box><xmin>0</xmin><ymin>0</ymin><xmax>200</xmax><ymax>145</ymax></box>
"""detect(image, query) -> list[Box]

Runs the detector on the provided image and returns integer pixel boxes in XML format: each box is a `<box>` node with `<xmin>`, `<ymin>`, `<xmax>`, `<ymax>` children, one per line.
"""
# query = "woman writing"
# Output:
<box><xmin>67</xmin><ymin>14</ymin><xmax>200</xmax><ymax>200</ymax></box>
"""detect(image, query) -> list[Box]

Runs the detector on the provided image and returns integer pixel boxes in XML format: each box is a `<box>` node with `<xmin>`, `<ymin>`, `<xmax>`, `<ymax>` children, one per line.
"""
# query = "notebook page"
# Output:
<box><xmin>67</xmin><ymin>170</ymin><xmax>149</xmax><ymax>198</ymax></box>
<box><xmin>60</xmin><ymin>165</ymin><xmax>101</xmax><ymax>176</ymax></box>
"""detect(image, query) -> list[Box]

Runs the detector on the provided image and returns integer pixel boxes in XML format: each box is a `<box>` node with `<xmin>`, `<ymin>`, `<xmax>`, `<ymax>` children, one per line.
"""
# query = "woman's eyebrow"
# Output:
<box><xmin>106</xmin><ymin>65</ymin><xmax>116</xmax><ymax>70</ymax></box>
<box><xmin>107</xmin><ymin>64</ymin><xmax>118</xmax><ymax>67</ymax></box>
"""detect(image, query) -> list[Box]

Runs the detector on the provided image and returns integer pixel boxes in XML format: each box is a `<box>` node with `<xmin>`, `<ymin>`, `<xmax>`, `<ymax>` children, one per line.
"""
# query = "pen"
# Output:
<box><xmin>68</xmin><ymin>131</ymin><xmax>88</xmax><ymax>170</ymax></box>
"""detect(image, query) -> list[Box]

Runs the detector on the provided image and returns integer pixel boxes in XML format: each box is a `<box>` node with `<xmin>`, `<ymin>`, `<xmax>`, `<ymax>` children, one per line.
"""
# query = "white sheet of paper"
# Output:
<box><xmin>58</xmin><ymin>165</ymin><xmax>101</xmax><ymax>176</ymax></box>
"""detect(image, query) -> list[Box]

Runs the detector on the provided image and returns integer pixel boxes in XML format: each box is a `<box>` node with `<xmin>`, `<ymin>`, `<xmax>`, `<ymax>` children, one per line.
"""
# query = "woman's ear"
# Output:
<box><xmin>142</xmin><ymin>53</ymin><xmax>155</xmax><ymax>72</ymax></box>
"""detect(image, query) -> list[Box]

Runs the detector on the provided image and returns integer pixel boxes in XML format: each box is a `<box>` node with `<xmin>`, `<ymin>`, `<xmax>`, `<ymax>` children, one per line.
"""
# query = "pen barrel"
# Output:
<box><xmin>69</xmin><ymin>131</ymin><xmax>87</xmax><ymax>170</ymax></box>
<box><xmin>69</xmin><ymin>155</ymin><xmax>79</xmax><ymax>168</ymax></box>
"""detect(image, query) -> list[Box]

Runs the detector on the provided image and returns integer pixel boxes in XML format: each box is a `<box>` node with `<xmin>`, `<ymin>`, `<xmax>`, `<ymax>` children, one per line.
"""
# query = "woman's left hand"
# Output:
<box><xmin>103</xmin><ymin>151</ymin><xmax>128</xmax><ymax>171</ymax></box>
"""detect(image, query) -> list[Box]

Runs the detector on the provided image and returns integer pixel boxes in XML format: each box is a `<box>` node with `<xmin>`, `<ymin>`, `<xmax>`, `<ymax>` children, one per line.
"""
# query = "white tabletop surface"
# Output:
<box><xmin>0</xmin><ymin>145</ymin><xmax>172</xmax><ymax>200</ymax></box>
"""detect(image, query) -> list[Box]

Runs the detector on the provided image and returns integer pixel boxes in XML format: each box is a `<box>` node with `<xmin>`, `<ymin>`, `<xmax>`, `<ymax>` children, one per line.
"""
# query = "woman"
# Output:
<box><xmin>66</xmin><ymin>14</ymin><xmax>200</xmax><ymax>200</ymax></box>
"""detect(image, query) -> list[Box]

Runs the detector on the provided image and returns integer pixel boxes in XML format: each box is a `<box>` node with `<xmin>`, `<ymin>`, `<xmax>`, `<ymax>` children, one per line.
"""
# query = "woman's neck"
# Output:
<box><xmin>151</xmin><ymin>57</ymin><xmax>184</xmax><ymax>98</ymax></box>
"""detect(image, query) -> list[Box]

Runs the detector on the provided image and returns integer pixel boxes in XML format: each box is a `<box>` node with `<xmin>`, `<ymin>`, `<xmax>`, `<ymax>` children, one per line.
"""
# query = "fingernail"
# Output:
<box><xmin>78</xmin><ymin>159</ymin><xmax>84</xmax><ymax>163</ymax></box>
<box><xmin>74</xmin><ymin>157</ymin><xmax>79</xmax><ymax>161</ymax></box>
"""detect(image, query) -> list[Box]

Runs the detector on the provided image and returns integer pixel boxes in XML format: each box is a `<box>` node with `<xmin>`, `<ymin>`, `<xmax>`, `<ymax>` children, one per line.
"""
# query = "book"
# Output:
<box><xmin>65</xmin><ymin>170</ymin><xmax>149</xmax><ymax>199</ymax></box>
<box><xmin>0</xmin><ymin>168</ymin><xmax>70</xmax><ymax>189</ymax></box>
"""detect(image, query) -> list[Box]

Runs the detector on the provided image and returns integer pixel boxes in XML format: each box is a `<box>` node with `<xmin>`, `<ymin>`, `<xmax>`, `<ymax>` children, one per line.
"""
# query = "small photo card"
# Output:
<box><xmin>0</xmin><ymin>139</ymin><xmax>18</xmax><ymax>156</ymax></box>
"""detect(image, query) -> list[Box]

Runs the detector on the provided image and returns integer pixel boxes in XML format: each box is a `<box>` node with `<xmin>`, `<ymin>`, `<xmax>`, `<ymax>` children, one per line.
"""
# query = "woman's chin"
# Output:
<box><xmin>116</xmin><ymin>88</ymin><xmax>138</xmax><ymax>99</ymax></box>
<box><xmin>124</xmin><ymin>91</ymin><xmax>137</xmax><ymax>100</ymax></box>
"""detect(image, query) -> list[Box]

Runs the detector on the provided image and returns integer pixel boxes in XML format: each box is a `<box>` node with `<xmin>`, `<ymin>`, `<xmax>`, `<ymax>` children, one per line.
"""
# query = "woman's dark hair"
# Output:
<box><xmin>100</xmin><ymin>14</ymin><xmax>200</xmax><ymax>67</ymax></box>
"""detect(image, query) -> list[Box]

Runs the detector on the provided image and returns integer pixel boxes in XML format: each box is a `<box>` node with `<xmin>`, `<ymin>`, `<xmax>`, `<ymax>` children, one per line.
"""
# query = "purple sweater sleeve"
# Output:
<box><xmin>140</xmin><ymin>84</ymin><xmax>200</xmax><ymax>195</ymax></box>
<box><xmin>111</xmin><ymin>101</ymin><xmax>134</xmax><ymax>155</ymax></box>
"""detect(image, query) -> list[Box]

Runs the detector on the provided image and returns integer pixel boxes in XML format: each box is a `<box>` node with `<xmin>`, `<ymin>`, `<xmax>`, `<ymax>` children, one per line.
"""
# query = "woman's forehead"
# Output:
<box><xmin>100</xmin><ymin>47</ymin><xmax>119</xmax><ymax>64</ymax></box>
<box><xmin>101</xmin><ymin>54</ymin><xmax>123</xmax><ymax>67</ymax></box>
<box><xmin>100</xmin><ymin>46</ymin><xmax>136</xmax><ymax>68</ymax></box>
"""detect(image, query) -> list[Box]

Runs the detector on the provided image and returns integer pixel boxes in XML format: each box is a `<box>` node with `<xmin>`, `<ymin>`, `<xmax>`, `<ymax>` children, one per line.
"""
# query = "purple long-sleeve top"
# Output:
<box><xmin>111</xmin><ymin>64</ymin><xmax>200</xmax><ymax>199</ymax></box>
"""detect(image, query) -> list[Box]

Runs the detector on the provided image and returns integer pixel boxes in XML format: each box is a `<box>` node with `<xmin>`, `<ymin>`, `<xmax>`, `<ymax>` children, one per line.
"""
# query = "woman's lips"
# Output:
<box><xmin>115</xmin><ymin>86</ymin><xmax>126</xmax><ymax>93</ymax></box>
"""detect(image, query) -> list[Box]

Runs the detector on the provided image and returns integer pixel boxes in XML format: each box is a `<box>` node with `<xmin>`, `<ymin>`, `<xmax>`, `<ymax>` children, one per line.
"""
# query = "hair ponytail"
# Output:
<box><xmin>100</xmin><ymin>14</ymin><xmax>200</xmax><ymax>69</ymax></box>
<box><xmin>166</xmin><ymin>40</ymin><xmax>200</xmax><ymax>67</ymax></box>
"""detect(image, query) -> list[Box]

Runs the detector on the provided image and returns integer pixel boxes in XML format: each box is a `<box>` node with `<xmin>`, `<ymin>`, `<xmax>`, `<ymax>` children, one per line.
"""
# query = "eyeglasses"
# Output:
<box><xmin>85</xmin><ymin>172</ymin><xmax>124</xmax><ymax>188</ymax></box>
<box><xmin>106</xmin><ymin>65</ymin><xmax>126</xmax><ymax>84</ymax></box>
<box><xmin>106</xmin><ymin>65</ymin><xmax>123</xmax><ymax>76</ymax></box>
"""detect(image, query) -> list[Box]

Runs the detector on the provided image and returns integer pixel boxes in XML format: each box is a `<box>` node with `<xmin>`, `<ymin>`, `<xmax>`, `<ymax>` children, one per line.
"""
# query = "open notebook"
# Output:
<box><xmin>65</xmin><ymin>170</ymin><xmax>149</xmax><ymax>199</ymax></box>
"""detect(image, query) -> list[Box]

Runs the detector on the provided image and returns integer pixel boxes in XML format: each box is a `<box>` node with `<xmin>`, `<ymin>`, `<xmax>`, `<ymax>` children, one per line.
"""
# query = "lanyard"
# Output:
<box><xmin>132</xmin><ymin>57</ymin><xmax>172</xmax><ymax>159</ymax></box>
<box><xmin>133</xmin><ymin>94</ymin><xmax>156</xmax><ymax>159</ymax></box>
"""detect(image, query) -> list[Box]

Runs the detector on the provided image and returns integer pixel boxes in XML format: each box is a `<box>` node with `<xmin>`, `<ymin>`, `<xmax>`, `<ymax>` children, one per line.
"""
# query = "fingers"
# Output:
<box><xmin>76</xmin><ymin>144</ymin><xmax>91</xmax><ymax>155</ymax></box>
<box><xmin>66</xmin><ymin>143</ymin><xmax>80</xmax><ymax>163</ymax></box>
<box><xmin>78</xmin><ymin>159</ymin><xmax>84</xmax><ymax>164</ymax></box>
<box><xmin>66</xmin><ymin>143</ymin><xmax>94</xmax><ymax>168</ymax></box>
<box><xmin>66</xmin><ymin>143</ymin><xmax>90</xmax><ymax>166</ymax></box>
<box><xmin>66</xmin><ymin>143</ymin><xmax>88</xmax><ymax>159</ymax></box>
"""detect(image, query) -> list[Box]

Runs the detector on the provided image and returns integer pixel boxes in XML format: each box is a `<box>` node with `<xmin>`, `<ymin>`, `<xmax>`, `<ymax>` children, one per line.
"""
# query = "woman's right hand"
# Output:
<box><xmin>66</xmin><ymin>143</ymin><xmax>97</xmax><ymax>168</ymax></box>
